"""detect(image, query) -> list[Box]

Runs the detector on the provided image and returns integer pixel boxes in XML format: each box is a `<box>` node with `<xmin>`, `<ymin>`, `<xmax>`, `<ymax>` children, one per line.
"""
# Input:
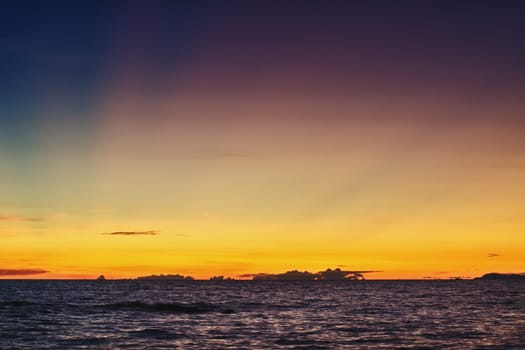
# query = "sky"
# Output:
<box><xmin>1</xmin><ymin>0</ymin><xmax>524</xmax><ymax>279</ymax></box>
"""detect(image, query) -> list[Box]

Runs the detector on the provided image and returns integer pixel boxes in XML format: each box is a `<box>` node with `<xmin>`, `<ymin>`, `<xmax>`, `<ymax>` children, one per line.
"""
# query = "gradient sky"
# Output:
<box><xmin>1</xmin><ymin>0</ymin><xmax>524</xmax><ymax>279</ymax></box>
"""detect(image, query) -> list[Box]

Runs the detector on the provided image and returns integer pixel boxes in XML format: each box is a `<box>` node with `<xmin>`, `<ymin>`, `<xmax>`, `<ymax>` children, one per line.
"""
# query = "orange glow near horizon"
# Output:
<box><xmin>2</xmin><ymin>2</ymin><xmax>524</xmax><ymax>281</ymax></box>
<box><xmin>2</xmin><ymin>107</ymin><xmax>525</xmax><ymax>280</ymax></box>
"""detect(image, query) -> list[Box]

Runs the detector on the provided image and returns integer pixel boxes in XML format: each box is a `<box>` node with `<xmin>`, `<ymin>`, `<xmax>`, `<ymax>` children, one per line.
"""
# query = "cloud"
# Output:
<box><xmin>184</xmin><ymin>150</ymin><xmax>265</xmax><ymax>160</ymax></box>
<box><xmin>0</xmin><ymin>268</ymin><xmax>48</xmax><ymax>276</ymax></box>
<box><xmin>488</xmin><ymin>253</ymin><xmax>501</xmax><ymax>258</ymax></box>
<box><xmin>209</xmin><ymin>152</ymin><xmax>254</xmax><ymax>159</ymax></box>
<box><xmin>0</xmin><ymin>215</ymin><xmax>44</xmax><ymax>222</ymax></box>
<box><xmin>101</xmin><ymin>230</ymin><xmax>159</xmax><ymax>236</ymax></box>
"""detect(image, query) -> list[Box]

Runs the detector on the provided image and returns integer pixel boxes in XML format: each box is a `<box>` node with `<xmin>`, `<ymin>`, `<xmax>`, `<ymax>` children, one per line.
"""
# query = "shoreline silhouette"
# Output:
<box><xmin>90</xmin><ymin>270</ymin><xmax>525</xmax><ymax>282</ymax></box>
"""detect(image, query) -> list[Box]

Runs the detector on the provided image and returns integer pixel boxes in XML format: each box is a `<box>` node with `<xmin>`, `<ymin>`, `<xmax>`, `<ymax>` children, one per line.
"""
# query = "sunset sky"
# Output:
<box><xmin>1</xmin><ymin>1</ymin><xmax>524</xmax><ymax>279</ymax></box>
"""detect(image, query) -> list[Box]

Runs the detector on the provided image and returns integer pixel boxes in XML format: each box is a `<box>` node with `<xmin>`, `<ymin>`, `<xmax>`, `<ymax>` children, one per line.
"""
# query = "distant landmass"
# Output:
<box><xmin>136</xmin><ymin>274</ymin><xmax>194</xmax><ymax>281</ymax></box>
<box><xmin>474</xmin><ymin>273</ymin><xmax>525</xmax><ymax>281</ymax></box>
<box><xmin>130</xmin><ymin>268</ymin><xmax>377</xmax><ymax>281</ymax></box>
<box><xmin>242</xmin><ymin>268</ymin><xmax>377</xmax><ymax>281</ymax></box>
<box><xmin>96</xmin><ymin>271</ymin><xmax>525</xmax><ymax>281</ymax></box>
<box><xmin>209</xmin><ymin>275</ymin><xmax>235</xmax><ymax>281</ymax></box>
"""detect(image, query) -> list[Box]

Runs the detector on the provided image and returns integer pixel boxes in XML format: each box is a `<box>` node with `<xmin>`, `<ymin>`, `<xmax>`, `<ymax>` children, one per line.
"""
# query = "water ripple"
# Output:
<box><xmin>0</xmin><ymin>280</ymin><xmax>524</xmax><ymax>349</ymax></box>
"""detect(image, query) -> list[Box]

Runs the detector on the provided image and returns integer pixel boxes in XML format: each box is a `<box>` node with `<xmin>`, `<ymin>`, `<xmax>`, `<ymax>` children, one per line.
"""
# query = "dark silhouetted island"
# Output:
<box><xmin>475</xmin><ymin>273</ymin><xmax>525</xmax><ymax>281</ymax></box>
<box><xmin>130</xmin><ymin>268</ymin><xmax>377</xmax><ymax>281</ymax></box>
<box><xmin>244</xmin><ymin>268</ymin><xmax>376</xmax><ymax>281</ymax></box>
<box><xmin>209</xmin><ymin>275</ymin><xmax>235</xmax><ymax>281</ymax></box>
<box><xmin>96</xmin><ymin>275</ymin><xmax>106</xmax><ymax>281</ymax></box>
<box><xmin>136</xmin><ymin>274</ymin><xmax>194</xmax><ymax>281</ymax></box>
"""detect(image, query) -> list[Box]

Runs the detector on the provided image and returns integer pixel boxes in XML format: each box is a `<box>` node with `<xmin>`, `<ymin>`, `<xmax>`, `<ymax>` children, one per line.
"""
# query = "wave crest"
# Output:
<box><xmin>102</xmin><ymin>301</ymin><xmax>232</xmax><ymax>314</ymax></box>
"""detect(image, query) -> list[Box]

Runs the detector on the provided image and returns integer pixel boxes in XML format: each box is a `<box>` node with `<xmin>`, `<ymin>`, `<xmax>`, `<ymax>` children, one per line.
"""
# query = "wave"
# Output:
<box><xmin>101</xmin><ymin>301</ymin><xmax>235</xmax><ymax>314</ymax></box>
<box><xmin>0</xmin><ymin>299</ymin><xmax>236</xmax><ymax>315</ymax></box>
<box><xmin>0</xmin><ymin>300</ymin><xmax>34</xmax><ymax>307</ymax></box>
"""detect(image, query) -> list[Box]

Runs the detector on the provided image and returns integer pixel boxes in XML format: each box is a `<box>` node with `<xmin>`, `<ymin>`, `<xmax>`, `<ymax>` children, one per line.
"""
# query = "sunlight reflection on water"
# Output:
<box><xmin>0</xmin><ymin>280</ymin><xmax>524</xmax><ymax>349</ymax></box>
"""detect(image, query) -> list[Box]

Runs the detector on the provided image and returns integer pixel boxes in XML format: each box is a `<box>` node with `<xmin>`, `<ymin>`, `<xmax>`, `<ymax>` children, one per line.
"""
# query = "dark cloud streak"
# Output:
<box><xmin>0</xmin><ymin>268</ymin><xmax>48</xmax><ymax>276</ymax></box>
<box><xmin>101</xmin><ymin>230</ymin><xmax>159</xmax><ymax>236</ymax></box>
<box><xmin>0</xmin><ymin>215</ymin><xmax>44</xmax><ymax>222</ymax></box>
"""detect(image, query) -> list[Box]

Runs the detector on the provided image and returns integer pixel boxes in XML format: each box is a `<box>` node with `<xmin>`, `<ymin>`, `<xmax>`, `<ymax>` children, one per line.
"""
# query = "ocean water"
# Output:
<box><xmin>0</xmin><ymin>280</ymin><xmax>524</xmax><ymax>349</ymax></box>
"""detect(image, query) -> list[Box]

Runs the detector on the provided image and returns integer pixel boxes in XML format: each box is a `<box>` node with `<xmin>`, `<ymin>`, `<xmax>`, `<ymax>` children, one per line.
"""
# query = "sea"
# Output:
<box><xmin>0</xmin><ymin>280</ymin><xmax>524</xmax><ymax>349</ymax></box>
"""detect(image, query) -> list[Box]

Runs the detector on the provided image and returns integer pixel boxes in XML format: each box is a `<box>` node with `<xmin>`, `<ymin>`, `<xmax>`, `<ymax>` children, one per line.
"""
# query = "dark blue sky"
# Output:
<box><xmin>1</xmin><ymin>0</ymin><xmax>524</xmax><ymax>130</ymax></box>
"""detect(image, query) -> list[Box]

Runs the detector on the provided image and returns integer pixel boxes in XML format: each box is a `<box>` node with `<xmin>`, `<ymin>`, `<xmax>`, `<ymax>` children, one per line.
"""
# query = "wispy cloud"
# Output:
<box><xmin>0</xmin><ymin>215</ymin><xmax>44</xmax><ymax>222</ymax></box>
<box><xmin>100</xmin><ymin>230</ymin><xmax>159</xmax><ymax>236</ymax></box>
<box><xmin>488</xmin><ymin>253</ymin><xmax>501</xmax><ymax>258</ymax></box>
<box><xmin>0</xmin><ymin>268</ymin><xmax>48</xmax><ymax>276</ymax></box>
<box><xmin>184</xmin><ymin>150</ymin><xmax>265</xmax><ymax>160</ymax></box>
